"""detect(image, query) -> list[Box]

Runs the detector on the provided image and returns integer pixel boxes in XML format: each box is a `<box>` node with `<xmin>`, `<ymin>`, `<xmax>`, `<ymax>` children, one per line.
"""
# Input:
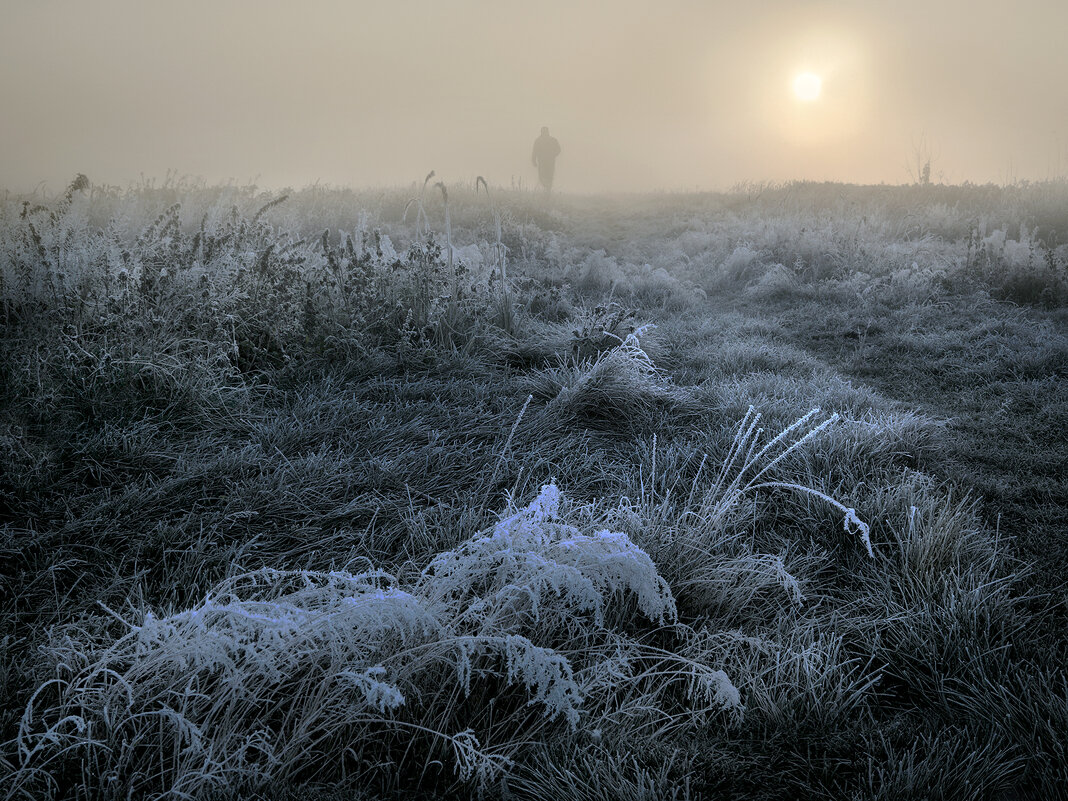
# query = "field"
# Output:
<box><xmin>1</xmin><ymin>176</ymin><xmax>1067</xmax><ymax>800</ymax></box>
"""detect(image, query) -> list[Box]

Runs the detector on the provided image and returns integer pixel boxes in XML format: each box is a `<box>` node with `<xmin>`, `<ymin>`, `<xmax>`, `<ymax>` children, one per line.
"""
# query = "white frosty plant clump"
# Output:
<box><xmin>421</xmin><ymin>482</ymin><xmax>677</xmax><ymax>630</ymax></box>
<box><xmin>6</xmin><ymin>484</ymin><xmax>732</xmax><ymax>800</ymax></box>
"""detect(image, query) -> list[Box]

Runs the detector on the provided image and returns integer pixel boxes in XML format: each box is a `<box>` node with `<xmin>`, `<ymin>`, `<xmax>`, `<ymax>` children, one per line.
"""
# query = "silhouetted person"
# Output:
<box><xmin>531</xmin><ymin>126</ymin><xmax>561</xmax><ymax>192</ymax></box>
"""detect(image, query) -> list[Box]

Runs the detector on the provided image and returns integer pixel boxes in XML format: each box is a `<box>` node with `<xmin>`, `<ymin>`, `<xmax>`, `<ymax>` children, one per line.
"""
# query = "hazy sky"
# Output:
<box><xmin>2</xmin><ymin>0</ymin><xmax>1066</xmax><ymax>193</ymax></box>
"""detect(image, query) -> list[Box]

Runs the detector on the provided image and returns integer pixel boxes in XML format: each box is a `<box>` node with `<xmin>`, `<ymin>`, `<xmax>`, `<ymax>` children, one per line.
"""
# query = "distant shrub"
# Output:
<box><xmin>952</xmin><ymin>225</ymin><xmax>1068</xmax><ymax>306</ymax></box>
<box><xmin>744</xmin><ymin>262</ymin><xmax>802</xmax><ymax>300</ymax></box>
<box><xmin>718</xmin><ymin>245</ymin><xmax>764</xmax><ymax>284</ymax></box>
<box><xmin>994</xmin><ymin>262</ymin><xmax>1068</xmax><ymax>307</ymax></box>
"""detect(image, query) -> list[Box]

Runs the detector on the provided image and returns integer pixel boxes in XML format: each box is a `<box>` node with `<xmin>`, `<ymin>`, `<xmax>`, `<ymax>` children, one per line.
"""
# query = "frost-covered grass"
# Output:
<box><xmin>9</xmin><ymin>484</ymin><xmax>746</xmax><ymax>798</ymax></box>
<box><xmin>1</xmin><ymin>176</ymin><xmax>1066</xmax><ymax>799</ymax></box>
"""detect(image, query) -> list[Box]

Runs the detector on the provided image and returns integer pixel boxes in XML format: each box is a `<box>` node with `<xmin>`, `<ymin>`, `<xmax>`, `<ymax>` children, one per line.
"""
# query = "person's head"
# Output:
<box><xmin>540</xmin><ymin>126</ymin><xmax>549</xmax><ymax>136</ymax></box>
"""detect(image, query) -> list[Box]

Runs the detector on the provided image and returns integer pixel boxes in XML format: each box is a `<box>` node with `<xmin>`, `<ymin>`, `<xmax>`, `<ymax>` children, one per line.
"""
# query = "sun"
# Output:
<box><xmin>793</xmin><ymin>72</ymin><xmax>822</xmax><ymax>102</ymax></box>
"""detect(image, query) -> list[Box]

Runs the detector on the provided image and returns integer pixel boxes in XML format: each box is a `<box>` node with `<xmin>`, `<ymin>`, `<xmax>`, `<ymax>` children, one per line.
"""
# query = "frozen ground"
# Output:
<box><xmin>1</xmin><ymin>177</ymin><xmax>1066</xmax><ymax>799</ymax></box>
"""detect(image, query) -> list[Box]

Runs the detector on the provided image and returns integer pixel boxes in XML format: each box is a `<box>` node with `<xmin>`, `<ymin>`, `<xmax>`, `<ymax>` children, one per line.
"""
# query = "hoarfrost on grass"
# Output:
<box><xmin>8</xmin><ymin>483</ymin><xmax>732</xmax><ymax>799</ymax></box>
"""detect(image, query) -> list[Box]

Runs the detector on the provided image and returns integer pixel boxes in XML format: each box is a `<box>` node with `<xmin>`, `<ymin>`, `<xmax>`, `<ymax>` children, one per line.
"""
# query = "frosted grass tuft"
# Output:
<box><xmin>6</xmin><ymin>483</ymin><xmax>724</xmax><ymax>799</ymax></box>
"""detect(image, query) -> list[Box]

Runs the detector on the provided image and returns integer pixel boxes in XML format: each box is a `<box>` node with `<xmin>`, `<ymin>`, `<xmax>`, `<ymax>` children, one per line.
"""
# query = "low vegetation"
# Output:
<box><xmin>1</xmin><ymin>175</ymin><xmax>1066</xmax><ymax>799</ymax></box>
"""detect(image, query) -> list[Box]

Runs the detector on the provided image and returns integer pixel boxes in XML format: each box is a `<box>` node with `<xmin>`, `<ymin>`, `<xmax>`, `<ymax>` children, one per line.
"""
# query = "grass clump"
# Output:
<box><xmin>5</xmin><ymin>484</ymin><xmax>738</xmax><ymax>800</ymax></box>
<box><xmin>541</xmin><ymin>327</ymin><xmax>679</xmax><ymax>434</ymax></box>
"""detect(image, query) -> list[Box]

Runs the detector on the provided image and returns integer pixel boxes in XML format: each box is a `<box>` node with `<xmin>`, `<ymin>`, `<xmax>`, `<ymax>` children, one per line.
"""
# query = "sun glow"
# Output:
<box><xmin>793</xmin><ymin>72</ymin><xmax>822</xmax><ymax>102</ymax></box>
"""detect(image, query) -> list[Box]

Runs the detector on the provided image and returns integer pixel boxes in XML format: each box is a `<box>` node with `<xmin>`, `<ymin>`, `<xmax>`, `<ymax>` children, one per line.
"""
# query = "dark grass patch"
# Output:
<box><xmin>750</xmin><ymin>291</ymin><xmax>1068</xmax><ymax>593</ymax></box>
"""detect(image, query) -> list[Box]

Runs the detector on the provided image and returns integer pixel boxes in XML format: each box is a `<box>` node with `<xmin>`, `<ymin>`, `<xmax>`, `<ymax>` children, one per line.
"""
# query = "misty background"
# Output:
<box><xmin>2</xmin><ymin>0</ymin><xmax>1066</xmax><ymax>193</ymax></box>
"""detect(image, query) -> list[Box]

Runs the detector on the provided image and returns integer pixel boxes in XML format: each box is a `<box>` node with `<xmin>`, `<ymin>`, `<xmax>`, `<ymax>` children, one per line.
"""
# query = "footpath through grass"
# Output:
<box><xmin>749</xmin><ymin>292</ymin><xmax>1068</xmax><ymax>600</ymax></box>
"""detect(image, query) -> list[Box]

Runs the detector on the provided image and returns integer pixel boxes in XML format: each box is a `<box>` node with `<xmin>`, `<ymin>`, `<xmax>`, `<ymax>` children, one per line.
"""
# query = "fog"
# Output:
<box><xmin>2</xmin><ymin>0</ymin><xmax>1066</xmax><ymax>193</ymax></box>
